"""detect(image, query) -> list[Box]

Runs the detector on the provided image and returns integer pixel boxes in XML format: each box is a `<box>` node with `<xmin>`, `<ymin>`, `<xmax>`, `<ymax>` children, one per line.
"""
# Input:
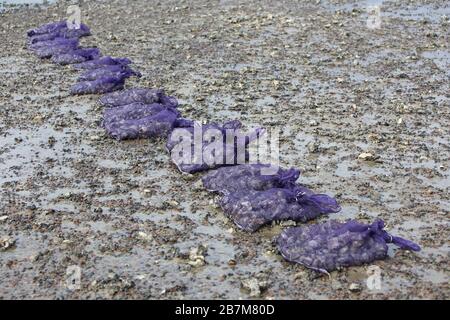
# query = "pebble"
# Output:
<box><xmin>188</xmin><ymin>246</ymin><xmax>207</xmax><ymax>267</ymax></box>
<box><xmin>307</xmin><ymin>141</ymin><xmax>320</xmax><ymax>153</ymax></box>
<box><xmin>136</xmin><ymin>231</ymin><xmax>153</xmax><ymax>242</ymax></box>
<box><xmin>358</xmin><ymin>152</ymin><xmax>378</xmax><ymax>161</ymax></box>
<box><xmin>0</xmin><ymin>237</ymin><xmax>15</xmax><ymax>251</ymax></box>
<box><xmin>228</xmin><ymin>259</ymin><xmax>237</xmax><ymax>266</ymax></box>
<box><xmin>349</xmin><ymin>283</ymin><xmax>362</xmax><ymax>292</ymax></box>
<box><xmin>241</xmin><ymin>278</ymin><xmax>268</xmax><ymax>297</ymax></box>
<box><xmin>90</xmin><ymin>135</ymin><xmax>101</xmax><ymax>141</ymax></box>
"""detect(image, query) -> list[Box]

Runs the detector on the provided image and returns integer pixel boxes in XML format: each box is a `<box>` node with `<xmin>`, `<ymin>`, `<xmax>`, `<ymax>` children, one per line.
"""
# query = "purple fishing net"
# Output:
<box><xmin>72</xmin><ymin>56</ymin><xmax>133</xmax><ymax>70</ymax></box>
<box><xmin>99</xmin><ymin>88</ymin><xmax>178</xmax><ymax>108</ymax></box>
<box><xmin>277</xmin><ymin>219</ymin><xmax>421</xmax><ymax>273</ymax></box>
<box><xmin>51</xmin><ymin>48</ymin><xmax>101</xmax><ymax>65</ymax></box>
<box><xmin>102</xmin><ymin>103</ymin><xmax>181</xmax><ymax>140</ymax></box>
<box><xmin>166</xmin><ymin>121</ymin><xmax>263</xmax><ymax>174</ymax></box>
<box><xmin>202</xmin><ymin>164</ymin><xmax>300</xmax><ymax>194</ymax></box>
<box><xmin>77</xmin><ymin>65</ymin><xmax>141</xmax><ymax>82</ymax></box>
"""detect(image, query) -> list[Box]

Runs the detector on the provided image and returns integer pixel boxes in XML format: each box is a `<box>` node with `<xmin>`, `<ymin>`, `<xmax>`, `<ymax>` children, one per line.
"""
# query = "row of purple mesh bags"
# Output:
<box><xmin>27</xmin><ymin>20</ymin><xmax>420</xmax><ymax>273</ymax></box>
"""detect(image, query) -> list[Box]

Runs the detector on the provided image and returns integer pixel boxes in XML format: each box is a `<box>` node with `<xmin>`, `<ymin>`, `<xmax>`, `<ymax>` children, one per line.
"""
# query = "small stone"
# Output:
<box><xmin>167</xmin><ymin>200</ymin><xmax>179</xmax><ymax>207</ymax></box>
<box><xmin>241</xmin><ymin>278</ymin><xmax>268</xmax><ymax>297</ymax></box>
<box><xmin>193</xmin><ymin>179</ymin><xmax>203</xmax><ymax>190</ymax></box>
<box><xmin>294</xmin><ymin>271</ymin><xmax>307</xmax><ymax>280</ymax></box>
<box><xmin>349</xmin><ymin>283</ymin><xmax>361</xmax><ymax>292</ymax></box>
<box><xmin>136</xmin><ymin>231</ymin><xmax>153</xmax><ymax>242</ymax></box>
<box><xmin>188</xmin><ymin>245</ymin><xmax>207</xmax><ymax>267</ymax></box>
<box><xmin>280</xmin><ymin>220</ymin><xmax>297</xmax><ymax>227</ymax></box>
<box><xmin>32</xmin><ymin>115</ymin><xmax>44</xmax><ymax>124</ymax></box>
<box><xmin>90</xmin><ymin>135</ymin><xmax>101</xmax><ymax>141</ymax></box>
<box><xmin>358</xmin><ymin>152</ymin><xmax>378</xmax><ymax>161</ymax></box>
<box><xmin>0</xmin><ymin>216</ymin><xmax>8</xmax><ymax>222</ymax></box>
<box><xmin>307</xmin><ymin>141</ymin><xmax>320</xmax><ymax>153</ymax></box>
<box><xmin>0</xmin><ymin>237</ymin><xmax>15</xmax><ymax>251</ymax></box>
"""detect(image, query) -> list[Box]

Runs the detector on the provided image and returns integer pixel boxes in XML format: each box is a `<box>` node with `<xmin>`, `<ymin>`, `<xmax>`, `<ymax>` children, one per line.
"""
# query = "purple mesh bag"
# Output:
<box><xmin>202</xmin><ymin>164</ymin><xmax>300</xmax><ymax>194</ymax></box>
<box><xmin>28</xmin><ymin>23</ymin><xmax>91</xmax><ymax>44</ymax></box>
<box><xmin>70</xmin><ymin>71</ymin><xmax>135</xmax><ymax>95</ymax></box>
<box><xmin>28</xmin><ymin>37</ymin><xmax>79</xmax><ymax>51</ymax></box>
<box><xmin>219</xmin><ymin>187</ymin><xmax>340</xmax><ymax>232</ymax></box>
<box><xmin>277</xmin><ymin>219</ymin><xmax>421</xmax><ymax>273</ymax></box>
<box><xmin>98</xmin><ymin>88</ymin><xmax>178</xmax><ymax>108</ymax></box>
<box><xmin>72</xmin><ymin>56</ymin><xmax>132</xmax><ymax>70</ymax></box>
<box><xmin>51</xmin><ymin>48</ymin><xmax>101</xmax><ymax>65</ymax></box>
<box><xmin>77</xmin><ymin>65</ymin><xmax>141</xmax><ymax>82</ymax></box>
<box><xmin>103</xmin><ymin>103</ymin><xmax>180</xmax><ymax>124</ymax></box>
<box><xmin>32</xmin><ymin>41</ymin><xmax>79</xmax><ymax>59</ymax></box>
<box><xmin>102</xmin><ymin>103</ymin><xmax>180</xmax><ymax>140</ymax></box>
<box><xmin>27</xmin><ymin>21</ymin><xmax>67</xmax><ymax>37</ymax></box>
<box><xmin>166</xmin><ymin>121</ymin><xmax>263</xmax><ymax>174</ymax></box>
<box><xmin>174</xmin><ymin>118</ymin><xmax>195</xmax><ymax>128</ymax></box>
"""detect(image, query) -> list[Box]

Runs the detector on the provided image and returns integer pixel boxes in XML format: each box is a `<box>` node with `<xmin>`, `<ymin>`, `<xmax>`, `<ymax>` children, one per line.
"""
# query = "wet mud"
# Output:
<box><xmin>0</xmin><ymin>0</ymin><xmax>448</xmax><ymax>299</ymax></box>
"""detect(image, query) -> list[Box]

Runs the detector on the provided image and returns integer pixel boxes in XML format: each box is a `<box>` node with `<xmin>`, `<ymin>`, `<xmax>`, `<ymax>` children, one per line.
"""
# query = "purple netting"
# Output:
<box><xmin>100</xmin><ymin>88</ymin><xmax>178</xmax><ymax>109</ymax></box>
<box><xmin>28</xmin><ymin>23</ymin><xmax>91</xmax><ymax>44</ymax></box>
<box><xmin>174</xmin><ymin>118</ymin><xmax>195</xmax><ymax>128</ymax></box>
<box><xmin>219</xmin><ymin>187</ymin><xmax>340</xmax><ymax>232</ymax></box>
<box><xmin>32</xmin><ymin>41</ymin><xmax>79</xmax><ymax>59</ymax></box>
<box><xmin>51</xmin><ymin>48</ymin><xmax>101</xmax><ymax>65</ymax></box>
<box><xmin>277</xmin><ymin>219</ymin><xmax>421</xmax><ymax>272</ymax></box>
<box><xmin>99</xmin><ymin>88</ymin><xmax>178</xmax><ymax>108</ymax></box>
<box><xmin>77</xmin><ymin>65</ymin><xmax>141</xmax><ymax>82</ymax></box>
<box><xmin>166</xmin><ymin>121</ymin><xmax>263</xmax><ymax>174</ymax></box>
<box><xmin>102</xmin><ymin>103</ymin><xmax>180</xmax><ymax>140</ymax></box>
<box><xmin>202</xmin><ymin>164</ymin><xmax>300</xmax><ymax>194</ymax></box>
<box><xmin>27</xmin><ymin>21</ymin><xmax>67</xmax><ymax>37</ymax></box>
<box><xmin>28</xmin><ymin>37</ymin><xmax>79</xmax><ymax>51</ymax></box>
<box><xmin>103</xmin><ymin>103</ymin><xmax>179</xmax><ymax>124</ymax></box>
<box><xmin>70</xmin><ymin>72</ymin><xmax>133</xmax><ymax>95</ymax></box>
<box><xmin>202</xmin><ymin>164</ymin><xmax>340</xmax><ymax>231</ymax></box>
<box><xmin>72</xmin><ymin>56</ymin><xmax>133</xmax><ymax>70</ymax></box>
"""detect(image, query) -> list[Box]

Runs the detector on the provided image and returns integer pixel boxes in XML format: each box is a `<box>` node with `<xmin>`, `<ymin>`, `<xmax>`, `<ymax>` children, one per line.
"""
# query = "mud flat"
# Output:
<box><xmin>0</xmin><ymin>0</ymin><xmax>449</xmax><ymax>299</ymax></box>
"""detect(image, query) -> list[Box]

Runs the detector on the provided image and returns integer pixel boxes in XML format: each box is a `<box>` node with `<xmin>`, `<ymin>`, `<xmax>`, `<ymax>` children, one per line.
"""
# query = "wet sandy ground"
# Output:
<box><xmin>0</xmin><ymin>0</ymin><xmax>449</xmax><ymax>299</ymax></box>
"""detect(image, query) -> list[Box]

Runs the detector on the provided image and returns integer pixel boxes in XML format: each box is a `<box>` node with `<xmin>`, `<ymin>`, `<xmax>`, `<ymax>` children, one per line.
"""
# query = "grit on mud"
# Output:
<box><xmin>0</xmin><ymin>0</ymin><xmax>449</xmax><ymax>299</ymax></box>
